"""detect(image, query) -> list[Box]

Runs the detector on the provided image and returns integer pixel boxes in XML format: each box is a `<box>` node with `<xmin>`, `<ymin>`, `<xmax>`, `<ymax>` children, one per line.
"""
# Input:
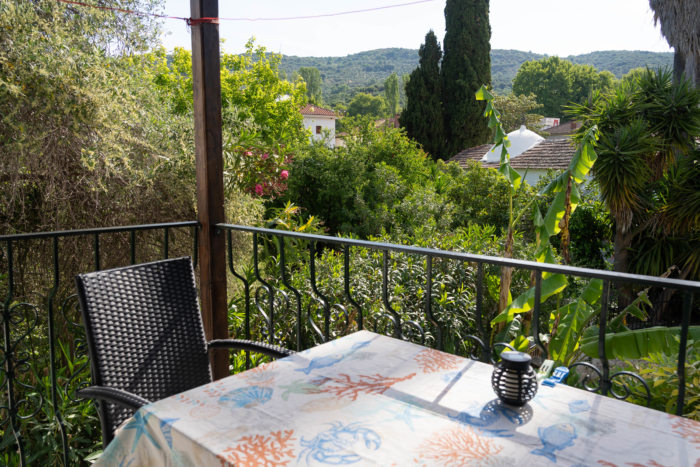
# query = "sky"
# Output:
<box><xmin>159</xmin><ymin>0</ymin><xmax>672</xmax><ymax>57</ymax></box>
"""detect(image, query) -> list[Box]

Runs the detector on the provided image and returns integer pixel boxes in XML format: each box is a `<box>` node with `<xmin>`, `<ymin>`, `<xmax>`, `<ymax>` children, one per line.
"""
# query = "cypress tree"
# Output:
<box><xmin>441</xmin><ymin>0</ymin><xmax>491</xmax><ymax>156</ymax></box>
<box><xmin>400</xmin><ymin>30</ymin><xmax>446</xmax><ymax>159</ymax></box>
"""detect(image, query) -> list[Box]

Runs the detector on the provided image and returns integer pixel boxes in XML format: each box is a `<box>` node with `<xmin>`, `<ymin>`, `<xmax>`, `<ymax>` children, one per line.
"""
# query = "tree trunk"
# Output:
<box><xmin>613</xmin><ymin>227</ymin><xmax>633</xmax><ymax>310</ymax></box>
<box><xmin>498</xmin><ymin>228</ymin><xmax>514</xmax><ymax>313</ymax></box>
<box><xmin>560</xmin><ymin>177</ymin><xmax>572</xmax><ymax>264</ymax></box>
<box><xmin>673</xmin><ymin>50</ymin><xmax>686</xmax><ymax>85</ymax></box>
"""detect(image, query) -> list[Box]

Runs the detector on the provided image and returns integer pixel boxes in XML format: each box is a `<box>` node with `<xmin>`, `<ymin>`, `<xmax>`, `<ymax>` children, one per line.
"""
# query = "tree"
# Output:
<box><xmin>0</xmin><ymin>0</ymin><xmax>194</xmax><ymax>235</ymax></box>
<box><xmin>399</xmin><ymin>73</ymin><xmax>410</xmax><ymax>108</ymax></box>
<box><xmin>286</xmin><ymin>117</ymin><xmax>433</xmax><ymax>238</ymax></box>
<box><xmin>400</xmin><ymin>30</ymin><xmax>446</xmax><ymax>159</ymax></box>
<box><xmin>298</xmin><ymin>66</ymin><xmax>323</xmax><ymax>104</ymax></box>
<box><xmin>347</xmin><ymin>92</ymin><xmax>387</xmax><ymax>117</ymax></box>
<box><xmin>513</xmin><ymin>57</ymin><xmax>616</xmax><ymax>117</ymax></box>
<box><xmin>384</xmin><ymin>73</ymin><xmax>400</xmax><ymax>116</ymax></box>
<box><xmin>441</xmin><ymin>0</ymin><xmax>491</xmax><ymax>156</ymax></box>
<box><xmin>492</xmin><ymin>93</ymin><xmax>544</xmax><ymax>132</ymax></box>
<box><xmin>649</xmin><ymin>0</ymin><xmax>699</xmax><ymax>86</ymax></box>
<box><xmin>569</xmin><ymin>69</ymin><xmax>700</xmax><ymax>304</ymax></box>
<box><xmin>154</xmin><ymin>40</ymin><xmax>308</xmax><ymax>150</ymax></box>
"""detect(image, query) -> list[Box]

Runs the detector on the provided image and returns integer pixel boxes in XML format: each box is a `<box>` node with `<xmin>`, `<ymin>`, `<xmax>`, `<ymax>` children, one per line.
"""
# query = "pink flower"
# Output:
<box><xmin>254</xmin><ymin>184</ymin><xmax>263</xmax><ymax>195</ymax></box>
<box><xmin>279</xmin><ymin>170</ymin><xmax>289</xmax><ymax>180</ymax></box>
<box><xmin>245</xmin><ymin>151</ymin><xmax>253</xmax><ymax>156</ymax></box>
<box><xmin>261</xmin><ymin>153</ymin><xmax>269</xmax><ymax>160</ymax></box>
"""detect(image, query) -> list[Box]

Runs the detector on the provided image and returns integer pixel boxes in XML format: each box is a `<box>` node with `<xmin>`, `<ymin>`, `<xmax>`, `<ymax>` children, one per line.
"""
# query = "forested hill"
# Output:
<box><xmin>279</xmin><ymin>48</ymin><xmax>673</xmax><ymax>104</ymax></box>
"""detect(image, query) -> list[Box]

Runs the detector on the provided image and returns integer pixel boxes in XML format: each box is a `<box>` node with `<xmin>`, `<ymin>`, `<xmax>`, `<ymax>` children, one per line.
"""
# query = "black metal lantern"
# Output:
<box><xmin>491</xmin><ymin>351</ymin><xmax>538</xmax><ymax>406</ymax></box>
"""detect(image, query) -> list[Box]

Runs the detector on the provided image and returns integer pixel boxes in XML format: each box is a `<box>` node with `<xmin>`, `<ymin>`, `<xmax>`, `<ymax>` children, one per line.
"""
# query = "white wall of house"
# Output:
<box><xmin>302</xmin><ymin>115</ymin><xmax>336</xmax><ymax>148</ymax></box>
<box><xmin>521</xmin><ymin>169</ymin><xmax>548</xmax><ymax>187</ymax></box>
<box><xmin>520</xmin><ymin>169</ymin><xmax>592</xmax><ymax>187</ymax></box>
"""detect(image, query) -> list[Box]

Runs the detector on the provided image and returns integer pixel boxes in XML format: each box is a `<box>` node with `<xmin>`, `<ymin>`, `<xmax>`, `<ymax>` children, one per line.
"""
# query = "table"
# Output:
<box><xmin>96</xmin><ymin>330</ymin><xmax>700</xmax><ymax>466</ymax></box>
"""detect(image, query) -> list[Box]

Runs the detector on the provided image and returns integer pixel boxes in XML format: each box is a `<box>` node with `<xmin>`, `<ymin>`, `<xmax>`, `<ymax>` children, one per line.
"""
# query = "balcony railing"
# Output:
<box><xmin>2</xmin><ymin>221</ymin><xmax>698</xmax><ymax>465</ymax></box>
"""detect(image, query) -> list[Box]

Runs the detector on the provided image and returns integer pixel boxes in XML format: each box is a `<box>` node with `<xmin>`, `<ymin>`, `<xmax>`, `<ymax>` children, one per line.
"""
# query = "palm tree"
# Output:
<box><xmin>649</xmin><ymin>0</ymin><xmax>700</xmax><ymax>86</ymax></box>
<box><xmin>569</xmin><ymin>69</ymin><xmax>700</xmax><ymax>307</ymax></box>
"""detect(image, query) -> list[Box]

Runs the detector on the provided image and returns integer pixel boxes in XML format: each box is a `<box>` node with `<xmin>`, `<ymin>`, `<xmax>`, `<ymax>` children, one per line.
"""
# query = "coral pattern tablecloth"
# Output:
<box><xmin>97</xmin><ymin>330</ymin><xmax>700</xmax><ymax>466</ymax></box>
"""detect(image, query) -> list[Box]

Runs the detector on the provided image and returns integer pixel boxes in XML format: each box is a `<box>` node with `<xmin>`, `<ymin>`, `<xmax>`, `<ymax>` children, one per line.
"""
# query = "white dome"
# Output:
<box><xmin>482</xmin><ymin>125</ymin><xmax>544</xmax><ymax>163</ymax></box>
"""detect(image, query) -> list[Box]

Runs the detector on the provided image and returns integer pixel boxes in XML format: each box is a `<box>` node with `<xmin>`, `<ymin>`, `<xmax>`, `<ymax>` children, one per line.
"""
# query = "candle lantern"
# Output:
<box><xmin>491</xmin><ymin>351</ymin><xmax>538</xmax><ymax>406</ymax></box>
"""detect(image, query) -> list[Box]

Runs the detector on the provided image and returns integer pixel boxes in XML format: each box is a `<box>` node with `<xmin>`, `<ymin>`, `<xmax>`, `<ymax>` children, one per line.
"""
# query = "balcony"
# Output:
<box><xmin>1</xmin><ymin>221</ymin><xmax>698</xmax><ymax>465</ymax></box>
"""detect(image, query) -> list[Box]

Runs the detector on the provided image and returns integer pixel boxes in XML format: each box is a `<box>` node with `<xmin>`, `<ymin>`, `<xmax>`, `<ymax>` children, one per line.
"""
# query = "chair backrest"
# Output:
<box><xmin>75</xmin><ymin>257</ymin><xmax>212</xmax><ymax>442</ymax></box>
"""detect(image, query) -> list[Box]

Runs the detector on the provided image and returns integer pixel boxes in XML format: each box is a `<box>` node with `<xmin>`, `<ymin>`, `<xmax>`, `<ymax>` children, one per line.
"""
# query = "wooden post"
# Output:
<box><xmin>190</xmin><ymin>0</ymin><xmax>228</xmax><ymax>379</ymax></box>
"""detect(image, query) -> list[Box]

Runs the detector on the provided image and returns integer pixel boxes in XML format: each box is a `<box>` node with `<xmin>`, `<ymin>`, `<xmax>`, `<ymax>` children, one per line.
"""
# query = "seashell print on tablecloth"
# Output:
<box><xmin>218</xmin><ymin>386</ymin><xmax>273</xmax><ymax>408</ymax></box>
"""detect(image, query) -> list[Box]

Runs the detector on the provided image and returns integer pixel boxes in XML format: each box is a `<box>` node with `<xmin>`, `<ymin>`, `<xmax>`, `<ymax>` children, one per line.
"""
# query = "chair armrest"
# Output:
<box><xmin>208</xmin><ymin>339</ymin><xmax>294</xmax><ymax>360</ymax></box>
<box><xmin>77</xmin><ymin>386</ymin><xmax>151</xmax><ymax>411</ymax></box>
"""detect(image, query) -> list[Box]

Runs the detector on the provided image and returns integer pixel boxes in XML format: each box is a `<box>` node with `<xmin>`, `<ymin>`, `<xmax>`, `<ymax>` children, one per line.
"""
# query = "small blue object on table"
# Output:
<box><xmin>541</xmin><ymin>366</ymin><xmax>570</xmax><ymax>387</ymax></box>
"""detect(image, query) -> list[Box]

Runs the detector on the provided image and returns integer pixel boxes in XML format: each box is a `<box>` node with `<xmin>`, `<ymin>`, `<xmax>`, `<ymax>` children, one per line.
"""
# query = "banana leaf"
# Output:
<box><xmin>548</xmin><ymin>279</ymin><xmax>602</xmax><ymax>365</ymax></box>
<box><xmin>581</xmin><ymin>326</ymin><xmax>700</xmax><ymax>360</ymax></box>
<box><xmin>491</xmin><ymin>273</ymin><xmax>568</xmax><ymax>325</ymax></box>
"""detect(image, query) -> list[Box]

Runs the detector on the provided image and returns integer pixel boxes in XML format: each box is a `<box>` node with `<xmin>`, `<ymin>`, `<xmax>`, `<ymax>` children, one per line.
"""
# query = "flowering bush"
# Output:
<box><xmin>224</xmin><ymin>142</ymin><xmax>291</xmax><ymax>199</ymax></box>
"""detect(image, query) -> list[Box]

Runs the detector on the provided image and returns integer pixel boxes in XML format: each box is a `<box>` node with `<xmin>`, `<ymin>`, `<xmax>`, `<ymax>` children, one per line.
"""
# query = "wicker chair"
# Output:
<box><xmin>75</xmin><ymin>256</ymin><xmax>293</xmax><ymax>446</ymax></box>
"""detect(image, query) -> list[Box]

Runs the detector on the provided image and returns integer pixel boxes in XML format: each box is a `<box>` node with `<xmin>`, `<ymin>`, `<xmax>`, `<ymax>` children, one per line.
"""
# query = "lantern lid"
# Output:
<box><xmin>500</xmin><ymin>351</ymin><xmax>532</xmax><ymax>371</ymax></box>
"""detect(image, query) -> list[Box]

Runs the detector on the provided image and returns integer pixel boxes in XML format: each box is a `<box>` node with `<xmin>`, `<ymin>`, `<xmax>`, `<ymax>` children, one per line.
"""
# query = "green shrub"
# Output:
<box><xmin>616</xmin><ymin>340</ymin><xmax>700</xmax><ymax>421</ymax></box>
<box><xmin>286</xmin><ymin>120</ymin><xmax>435</xmax><ymax>238</ymax></box>
<box><xmin>441</xmin><ymin>160</ymin><xmax>536</xmax><ymax>235</ymax></box>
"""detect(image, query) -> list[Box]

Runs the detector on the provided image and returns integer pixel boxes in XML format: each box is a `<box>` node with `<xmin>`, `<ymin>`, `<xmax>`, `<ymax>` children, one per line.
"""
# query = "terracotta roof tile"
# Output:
<box><xmin>448</xmin><ymin>140</ymin><xmax>575</xmax><ymax>170</ymax></box>
<box><xmin>509</xmin><ymin>139</ymin><xmax>576</xmax><ymax>169</ymax></box>
<box><xmin>543</xmin><ymin>120</ymin><xmax>580</xmax><ymax>135</ymax></box>
<box><xmin>449</xmin><ymin>144</ymin><xmax>493</xmax><ymax>164</ymax></box>
<box><xmin>300</xmin><ymin>104</ymin><xmax>337</xmax><ymax>117</ymax></box>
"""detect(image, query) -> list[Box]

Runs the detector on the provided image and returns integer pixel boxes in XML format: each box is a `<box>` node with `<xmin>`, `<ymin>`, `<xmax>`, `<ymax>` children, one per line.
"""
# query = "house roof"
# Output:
<box><xmin>300</xmin><ymin>104</ymin><xmax>337</xmax><ymax>118</ymax></box>
<box><xmin>450</xmin><ymin>144</ymin><xmax>493</xmax><ymax>165</ymax></box>
<box><xmin>483</xmin><ymin>125</ymin><xmax>545</xmax><ymax>162</ymax></box>
<box><xmin>508</xmin><ymin>139</ymin><xmax>576</xmax><ymax>169</ymax></box>
<box><xmin>449</xmin><ymin>139</ymin><xmax>576</xmax><ymax>170</ymax></box>
<box><xmin>544</xmin><ymin>120</ymin><xmax>580</xmax><ymax>135</ymax></box>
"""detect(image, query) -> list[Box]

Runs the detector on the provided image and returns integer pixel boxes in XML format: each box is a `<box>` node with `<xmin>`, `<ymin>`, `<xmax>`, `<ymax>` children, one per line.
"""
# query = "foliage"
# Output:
<box><xmin>441</xmin><ymin>0</ymin><xmax>491</xmax><ymax>155</ymax></box>
<box><xmin>0</xmin><ymin>0</ymin><xmax>194</xmax><ymax>234</ymax></box>
<box><xmin>566</xmin><ymin>51</ymin><xmax>673</xmax><ymax>79</ymax></box>
<box><xmin>229</xmin><ymin>223</ymin><xmax>536</xmax><ymax>354</ymax></box>
<box><xmin>513</xmin><ymin>56</ymin><xmax>616</xmax><ymax>117</ymax></box>
<box><xmin>346</xmin><ymin>92</ymin><xmax>387</xmax><ymax>118</ymax></box>
<box><xmin>581</xmin><ymin>325</ymin><xmax>700</xmax><ymax>360</ymax></box>
<box><xmin>383</xmin><ymin>73</ymin><xmax>400</xmax><ymax>116</ymax></box>
<box><xmin>0</xmin><ymin>304</ymin><xmax>101</xmax><ymax>466</ymax></box>
<box><xmin>537</xmin><ymin>175</ymin><xmax>613</xmax><ymax>269</ymax></box>
<box><xmin>492</xmin><ymin>93</ymin><xmax>544</xmax><ymax>133</ymax></box>
<box><xmin>222</xmin><ymin>140</ymin><xmax>290</xmax><ymax>199</ymax></box>
<box><xmin>568</xmin><ymin>68</ymin><xmax>700</xmax><ymax>282</ymax></box>
<box><xmin>400</xmin><ymin>30</ymin><xmax>446</xmax><ymax>159</ymax></box>
<box><xmin>441</xmin><ymin>161</ymin><xmax>535</xmax><ymax>235</ymax></box>
<box><xmin>297</xmin><ymin>66</ymin><xmax>323</xmax><ymax>104</ymax></box>
<box><xmin>649</xmin><ymin>0</ymin><xmax>700</xmax><ymax>86</ymax></box>
<box><xmin>153</xmin><ymin>39</ymin><xmax>308</xmax><ymax>150</ymax></box>
<box><xmin>285</xmin><ymin>119</ymin><xmax>438</xmax><ymax>238</ymax></box>
<box><xmin>277</xmin><ymin>49</ymin><xmax>673</xmax><ymax>105</ymax></box>
<box><xmin>478</xmin><ymin>85</ymin><xmax>610</xmax><ymax>367</ymax></box>
<box><xmin>619</xmin><ymin>340</ymin><xmax>700</xmax><ymax>420</ymax></box>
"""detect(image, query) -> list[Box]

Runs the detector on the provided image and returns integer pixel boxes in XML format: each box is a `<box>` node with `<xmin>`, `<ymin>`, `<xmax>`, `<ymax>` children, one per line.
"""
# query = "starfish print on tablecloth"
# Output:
<box><xmin>122</xmin><ymin>410</ymin><xmax>160</xmax><ymax>454</ymax></box>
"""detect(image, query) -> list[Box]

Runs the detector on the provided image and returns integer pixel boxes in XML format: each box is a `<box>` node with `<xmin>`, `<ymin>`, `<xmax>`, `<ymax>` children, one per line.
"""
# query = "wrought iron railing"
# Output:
<box><xmin>1</xmin><ymin>221</ymin><xmax>699</xmax><ymax>465</ymax></box>
<box><xmin>1</xmin><ymin>222</ymin><xmax>198</xmax><ymax>466</ymax></box>
<box><xmin>218</xmin><ymin>223</ymin><xmax>699</xmax><ymax>415</ymax></box>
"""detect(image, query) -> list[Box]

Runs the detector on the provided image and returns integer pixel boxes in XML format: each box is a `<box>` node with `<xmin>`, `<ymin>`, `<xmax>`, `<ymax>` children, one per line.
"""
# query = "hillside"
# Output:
<box><xmin>279</xmin><ymin>49</ymin><xmax>673</xmax><ymax>105</ymax></box>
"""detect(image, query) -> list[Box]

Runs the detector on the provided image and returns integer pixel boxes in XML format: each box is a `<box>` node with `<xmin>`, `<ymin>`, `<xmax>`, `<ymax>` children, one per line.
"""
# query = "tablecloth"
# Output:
<box><xmin>96</xmin><ymin>330</ymin><xmax>700</xmax><ymax>466</ymax></box>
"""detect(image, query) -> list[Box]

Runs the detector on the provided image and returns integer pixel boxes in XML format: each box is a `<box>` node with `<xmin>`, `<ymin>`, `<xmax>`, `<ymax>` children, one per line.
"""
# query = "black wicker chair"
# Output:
<box><xmin>75</xmin><ymin>256</ymin><xmax>293</xmax><ymax>446</ymax></box>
